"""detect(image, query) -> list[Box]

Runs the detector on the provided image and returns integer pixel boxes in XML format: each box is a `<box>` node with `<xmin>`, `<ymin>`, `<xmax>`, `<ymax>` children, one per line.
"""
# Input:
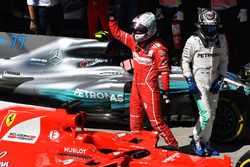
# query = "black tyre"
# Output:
<box><xmin>236</xmin><ymin>151</ymin><xmax>250</xmax><ymax>167</ymax></box>
<box><xmin>211</xmin><ymin>90</ymin><xmax>250</xmax><ymax>143</ymax></box>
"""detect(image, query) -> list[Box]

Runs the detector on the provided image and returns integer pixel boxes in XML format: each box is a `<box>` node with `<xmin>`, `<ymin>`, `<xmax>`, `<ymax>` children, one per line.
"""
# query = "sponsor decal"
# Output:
<box><xmin>30</xmin><ymin>58</ymin><xmax>48</xmax><ymax>63</ymax></box>
<box><xmin>58</xmin><ymin>159</ymin><xmax>74</xmax><ymax>165</ymax></box>
<box><xmin>10</xmin><ymin>34</ymin><xmax>26</xmax><ymax>49</ymax></box>
<box><xmin>74</xmin><ymin>89</ymin><xmax>124</xmax><ymax>102</ymax></box>
<box><xmin>6</xmin><ymin>113</ymin><xmax>16</xmax><ymax>127</ymax></box>
<box><xmin>59</xmin><ymin>147</ymin><xmax>96</xmax><ymax>160</ymax></box>
<box><xmin>112</xmin><ymin>132</ymin><xmax>127</xmax><ymax>141</ymax></box>
<box><xmin>49</xmin><ymin>130</ymin><xmax>60</xmax><ymax>140</ymax></box>
<box><xmin>86</xmin><ymin>58</ymin><xmax>109</xmax><ymax>67</ymax></box>
<box><xmin>64</xmin><ymin>147</ymin><xmax>90</xmax><ymax>155</ymax></box>
<box><xmin>162</xmin><ymin>153</ymin><xmax>180</xmax><ymax>163</ymax></box>
<box><xmin>116</xmin><ymin>133</ymin><xmax>127</xmax><ymax>138</ymax></box>
<box><xmin>49</xmin><ymin>49</ymin><xmax>64</xmax><ymax>65</ymax></box>
<box><xmin>0</xmin><ymin>152</ymin><xmax>9</xmax><ymax>167</ymax></box>
<box><xmin>0</xmin><ymin>151</ymin><xmax>7</xmax><ymax>159</ymax></box>
<box><xmin>3</xmin><ymin>71</ymin><xmax>20</xmax><ymax>77</ymax></box>
<box><xmin>7</xmin><ymin>132</ymin><xmax>36</xmax><ymax>141</ymax></box>
<box><xmin>1</xmin><ymin>117</ymin><xmax>41</xmax><ymax>144</ymax></box>
<box><xmin>0</xmin><ymin>162</ymin><xmax>8</xmax><ymax>167</ymax></box>
<box><xmin>58</xmin><ymin>153</ymin><xmax>92</xmax><ymax>160</ymax></box>
<box><xmin>133</xmin><ymin>52</ymin><xmax>152</xmax><ymax>65</ymax></box>
<box><xmin>197</xmin><ymin>53</ymin><xmax>219</xmax><ymax>58</ymax></box>
<box><xmin>100</xmin><ymin>72</ymin><xmax>124</xmax><ymax>75</ymax></box>
<box><xmin>79</xmin><ymin>58</ymin><xmax>113</xmax><ymax>68</ymax></box>
<box><xmin>30</xmin><ymin>58</ymin><xmax>48</xmax><ymax>66</ymax></box>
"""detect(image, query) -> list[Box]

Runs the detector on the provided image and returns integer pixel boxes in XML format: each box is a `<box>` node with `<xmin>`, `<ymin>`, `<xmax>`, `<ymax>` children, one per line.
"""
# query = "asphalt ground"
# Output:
<box><xmin>1</xmin><ymin>100</ymin><xmax>250</xmax><ymax>166</ymax></box>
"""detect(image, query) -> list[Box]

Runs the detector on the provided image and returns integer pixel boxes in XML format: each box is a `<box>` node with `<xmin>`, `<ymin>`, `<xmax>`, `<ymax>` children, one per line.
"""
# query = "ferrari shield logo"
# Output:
<box><xmin>6</xmin><ymin>113</ymin><xmax>16</xmax><ymax>127</ymax></box>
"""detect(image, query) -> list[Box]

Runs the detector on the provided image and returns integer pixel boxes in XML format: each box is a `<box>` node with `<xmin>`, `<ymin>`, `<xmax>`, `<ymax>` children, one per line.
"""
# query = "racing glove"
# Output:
<box><xmin>162</xmin><ymin>90</ymin><xmax>170</xmax><ymax>104</ymax></box>
<box><xmin>186</xmin><ymin>76</ymin><xmax>199</xmax><ymax>94</ymax></box>
<box><xmin>108</xmin><ymin>6</ymin><xmax>117</xmax><ymax>21</ymax></box>
<box><xmin>94</xmin><ymin>31</ymin><xmax>109</xmax><ymax>41</ymax></box>
<box><xmin>210</xmin><ymin>75</ymin><xmax>224</xmax><ymax>94</ymax></box>
<box><xmin>238</xmin><ymin>9</ymin><xmax>248</xmax><ymax>23</ymax></box>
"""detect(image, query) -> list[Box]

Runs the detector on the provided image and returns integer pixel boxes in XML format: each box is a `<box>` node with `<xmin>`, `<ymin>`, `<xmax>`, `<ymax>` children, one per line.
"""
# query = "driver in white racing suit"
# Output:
<box><xmin>181</xmin><ymin>8</ymin><xmax>228</xmax><ymax>156</ymax></box>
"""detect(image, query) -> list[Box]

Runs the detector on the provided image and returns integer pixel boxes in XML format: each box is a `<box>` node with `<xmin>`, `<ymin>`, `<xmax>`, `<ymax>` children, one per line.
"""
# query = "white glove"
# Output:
<box><xmin>175</xmin><ymin>10</ymin><xmax>184</xmax><ymax>21</ymax></box>
<box><xmin>155</xmin><ymin>8</ymin><xmax>164</xmax><ymax>20</ymax></box>
<box><xmin>162</xmin><ymin>91</ymin><xmax>170</xmax><ymax>104</ymax></box>
<box><xmin>163</xmin><ymin>94</ymin><xmax>170</xmax><ymax>104</ymax></box>
<box><xmin>238</xmin><ymin>9</ymin><xmax>248</xmax><ymax>22</ymax></box>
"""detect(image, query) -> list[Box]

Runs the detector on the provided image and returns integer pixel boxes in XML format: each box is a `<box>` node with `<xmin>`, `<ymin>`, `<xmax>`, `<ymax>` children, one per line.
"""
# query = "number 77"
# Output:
<box><xmin>11</xmin><ymin>34</ymin><xmax>26</xmax><ymax>49</ymax></box>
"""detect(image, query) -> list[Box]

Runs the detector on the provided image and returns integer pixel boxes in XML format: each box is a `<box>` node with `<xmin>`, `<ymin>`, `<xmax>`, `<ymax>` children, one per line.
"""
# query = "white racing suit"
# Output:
<box><xmin>181</xmin><ymin>32</ymin><xmax>229</xmax><ymax>144</ymax></box>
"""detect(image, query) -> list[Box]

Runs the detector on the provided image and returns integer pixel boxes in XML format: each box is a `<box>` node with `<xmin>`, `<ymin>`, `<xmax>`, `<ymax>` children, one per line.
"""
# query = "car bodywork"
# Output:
<box><xmin>0</xmin><ymin>37</ymin><xmax>250</xmax><ymax>143</ymax></box>
<box><xmin>0</xmin><ymin>38</ymin><xmax>132</xmax><ymax>115</ymax></box>
<box><xmin>0</xmin><ymin>105</ymin><xmax>232</xmax><ymax>167</ymax></box>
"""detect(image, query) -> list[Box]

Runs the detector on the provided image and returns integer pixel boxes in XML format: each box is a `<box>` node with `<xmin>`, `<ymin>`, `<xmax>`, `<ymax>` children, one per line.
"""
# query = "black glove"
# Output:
<box><xmin>108</xmin><ymin>6</ymin><xmax>117</xmax><ymax>21</ymax></box>
<box><xmin>162</xmin><ymin>90</ymin><xmax>170</xmax><ymax>104</ymax></box>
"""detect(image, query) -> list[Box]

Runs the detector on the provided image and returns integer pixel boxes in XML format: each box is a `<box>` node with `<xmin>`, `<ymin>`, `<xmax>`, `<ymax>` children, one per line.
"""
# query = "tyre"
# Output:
<box><xmin>236</xmin><ymin>150</ymin><xmax>250</xmax><ymax>167</ymax></box>
<box><xmin>211</xmin><ymin>90</ymin><xmax>250</xmax><ymax>143</ymax></box>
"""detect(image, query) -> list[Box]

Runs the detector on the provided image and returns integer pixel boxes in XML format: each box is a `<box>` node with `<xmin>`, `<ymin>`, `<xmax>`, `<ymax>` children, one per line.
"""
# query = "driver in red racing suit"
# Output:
<box><xmin>109</xmin><ymin>11</ymin><xmax>178</xmax><ymax>147</ymax></box>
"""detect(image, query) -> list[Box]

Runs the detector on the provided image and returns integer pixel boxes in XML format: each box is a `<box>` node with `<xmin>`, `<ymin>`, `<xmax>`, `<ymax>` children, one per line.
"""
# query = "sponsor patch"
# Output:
<box><xmin>133</xmin><ymin>52</ymin><xmax>152</xmax><ymax>65</ymax></box>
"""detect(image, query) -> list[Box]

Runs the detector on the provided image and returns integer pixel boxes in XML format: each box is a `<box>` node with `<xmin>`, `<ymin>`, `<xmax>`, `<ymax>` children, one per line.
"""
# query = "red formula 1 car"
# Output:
<box><xmin>0</xmin><ymin>104</ymin><xmax>231</xmax><ymax>167</ymax></box>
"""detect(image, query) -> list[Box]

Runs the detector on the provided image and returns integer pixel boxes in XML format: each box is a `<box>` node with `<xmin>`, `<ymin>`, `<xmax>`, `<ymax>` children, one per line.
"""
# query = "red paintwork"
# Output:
<box><xmin>0</xmin><ymin>105</ymin><xmax>232</xmax><ymax>167</ymax></box>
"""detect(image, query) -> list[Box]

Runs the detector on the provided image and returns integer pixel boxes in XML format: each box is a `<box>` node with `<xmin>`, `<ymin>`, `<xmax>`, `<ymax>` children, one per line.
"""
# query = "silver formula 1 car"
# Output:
<box><xmin>0</xmin><ymin>36</ymin><xmax>250</xmax><ymax>143</ymax></box>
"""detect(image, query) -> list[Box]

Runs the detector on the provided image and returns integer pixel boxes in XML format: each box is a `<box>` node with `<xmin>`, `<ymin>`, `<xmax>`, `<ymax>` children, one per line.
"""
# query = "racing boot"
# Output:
<box><xmin>204</xmin><ymin>142</ymin><xmax>220</xmax><ymax>156</ymax></box>
<box><xmin>190</xmin><ymin>139</ymin><xmax>204</xmax><ymax>156</ymax></box>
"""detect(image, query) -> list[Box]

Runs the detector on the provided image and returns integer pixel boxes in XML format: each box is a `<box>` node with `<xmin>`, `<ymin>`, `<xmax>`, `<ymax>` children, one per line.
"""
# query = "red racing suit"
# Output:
<box><xmin>109</xmin><ymin>20</ymin><xmax>178</xmax><ymax>146</ymax></box>
<box><xmin>87</xmin><ymin>0</ymin><xmax>110</xmax><ymax>38</ymax></box>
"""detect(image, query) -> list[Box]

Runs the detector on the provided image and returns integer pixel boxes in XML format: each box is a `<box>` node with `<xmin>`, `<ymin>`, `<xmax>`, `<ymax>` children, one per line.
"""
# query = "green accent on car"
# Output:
<box><xmin>39</xmin><ymin>89</ymin><xmax>127</xmax><ymax>109</ymax></box>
